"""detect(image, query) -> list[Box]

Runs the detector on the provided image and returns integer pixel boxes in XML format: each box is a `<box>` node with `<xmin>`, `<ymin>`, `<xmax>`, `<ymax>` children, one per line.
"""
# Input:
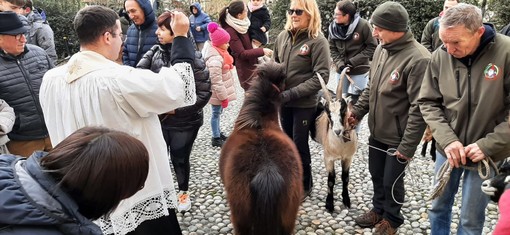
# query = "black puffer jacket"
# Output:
<box><xmin>0</xmin><ymin>45</ymin><xmax>52</xmax><ymax>141</ymax></box>
<box><xmin>137</xmin><ymin>43</ymin><xmax>211</xmax><ymax>130</ymax></box>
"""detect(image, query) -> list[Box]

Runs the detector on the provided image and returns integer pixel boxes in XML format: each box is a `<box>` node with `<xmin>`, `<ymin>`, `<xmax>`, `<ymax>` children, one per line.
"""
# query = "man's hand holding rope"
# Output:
<box><xmin>465</xmin><ymin>143</ymin><xmax>487</xmax><ymax>163</ymax></box>
<box><xmin>444</xmin><ymin>141</ymin><xmax>466</xmax><ymax>168</ymax></box>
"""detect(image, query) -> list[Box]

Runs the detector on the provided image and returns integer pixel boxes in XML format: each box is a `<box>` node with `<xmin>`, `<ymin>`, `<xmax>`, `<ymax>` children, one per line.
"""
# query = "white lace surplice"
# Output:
<box><xmin>39</xmin><ymin>51</ymin><xmax>196</xmax><ymax>235</ymax></box>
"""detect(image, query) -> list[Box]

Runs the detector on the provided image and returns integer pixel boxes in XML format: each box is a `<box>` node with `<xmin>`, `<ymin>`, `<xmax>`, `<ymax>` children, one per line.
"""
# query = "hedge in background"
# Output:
<box><xmin>269</xmin><ymin>0</ymin><xmax>509</xmax><ymax>45</ymax></box>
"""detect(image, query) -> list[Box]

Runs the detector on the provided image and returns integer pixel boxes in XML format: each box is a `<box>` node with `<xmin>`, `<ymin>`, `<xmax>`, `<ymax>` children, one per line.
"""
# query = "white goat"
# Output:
<box><xmin>313</xmin><ymin>68</ymin><xmax>358</xmax><ymax>212</ymax></box>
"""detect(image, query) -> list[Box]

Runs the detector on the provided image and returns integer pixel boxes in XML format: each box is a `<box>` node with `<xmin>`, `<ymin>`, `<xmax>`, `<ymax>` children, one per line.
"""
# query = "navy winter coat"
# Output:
<box><xmin>122</xmin><ymin>0</ymin><xmax>158</xmax><ymax>67</ymax></box>
<box><xmin>0</xmin><ymin>152</ymin><xmax>102</xmax><ymax>234</ymax></box>
<box><xmin>0</xmin><ymin>45</ymin><xmax>51</xmax><ymax>141</ymax></box>
<box><xmin>189</xmin><ymin>2</ymin><xmax>211</xmax><ymax>44</ymax></box>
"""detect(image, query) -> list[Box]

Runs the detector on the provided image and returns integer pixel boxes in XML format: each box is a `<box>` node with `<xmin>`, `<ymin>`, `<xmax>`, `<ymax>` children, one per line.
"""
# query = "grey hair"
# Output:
<box><xmin>440</xmin><ymin>3</ymin><xmax>482</xmax><ymax>33</ymax></box>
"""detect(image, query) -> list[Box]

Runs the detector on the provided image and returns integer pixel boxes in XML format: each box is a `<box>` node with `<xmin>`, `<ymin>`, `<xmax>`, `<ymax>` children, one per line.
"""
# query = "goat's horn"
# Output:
<box><xmin>336</xmin><ymin>67</ymin><xmax>350</xmax><ymax>99</ymax></box>
<box><xmin>316</xmin><ymin>72</ymin><xmax>332</xmax><ymax>103</ymax></box>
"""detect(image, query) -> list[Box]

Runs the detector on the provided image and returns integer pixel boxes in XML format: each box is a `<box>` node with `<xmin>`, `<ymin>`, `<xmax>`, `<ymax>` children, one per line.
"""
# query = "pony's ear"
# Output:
<box><xmin>255</xmin><ymin>61</ymin><xmax>285</xmax><ymax>85</ymax></box>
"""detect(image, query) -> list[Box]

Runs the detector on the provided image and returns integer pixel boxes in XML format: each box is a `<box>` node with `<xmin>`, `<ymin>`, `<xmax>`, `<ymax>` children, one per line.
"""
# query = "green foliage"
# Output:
<box><xmin>267</xmin><ymin>0</ymin><xmax>289</xmax><ymax>46</ymax></box>
<box><xmin>36</xmin><ymin>0</ymin><xmax>82</xmax><ymax>60</ymax></box>
<box><xmin>488</xmin><ymin>0</ymin><xmax>510</xmax><ymax>30</ymax></box>
<box><xmin>270</xmin><ymin>0</ymin><xmax>510</xmax><ymax>42</ymax></box>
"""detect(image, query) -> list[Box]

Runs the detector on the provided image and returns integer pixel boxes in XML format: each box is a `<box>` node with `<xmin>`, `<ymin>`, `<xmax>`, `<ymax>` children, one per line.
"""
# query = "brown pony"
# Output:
<box><xmin>219</xmin><ymin>62</ymin><xmax>303</xmax><ymax>235</ymax></box>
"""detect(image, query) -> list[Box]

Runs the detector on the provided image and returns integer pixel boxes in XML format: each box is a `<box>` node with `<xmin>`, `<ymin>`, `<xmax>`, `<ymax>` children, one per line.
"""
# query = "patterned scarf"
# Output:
<box><xmin>226</xmin><ymin>12</ymin><xmax>251</xmax><ymax>34</ymax></box>
<box><xmin>328</xmin><ymin>13</ymin><xmax>361</xmax><ymax>40</ymax></box>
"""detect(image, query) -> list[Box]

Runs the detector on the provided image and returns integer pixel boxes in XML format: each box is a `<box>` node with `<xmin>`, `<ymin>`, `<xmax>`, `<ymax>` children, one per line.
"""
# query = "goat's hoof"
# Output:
<box><xmin>343</xmin><ymin>198</ymin><xmax>351</xmax><ymax>208</ymax></box>
<box><xmin>325</xmin><ymin>202</ymin><xmax>334</xmax><ymax>212</ymax></box>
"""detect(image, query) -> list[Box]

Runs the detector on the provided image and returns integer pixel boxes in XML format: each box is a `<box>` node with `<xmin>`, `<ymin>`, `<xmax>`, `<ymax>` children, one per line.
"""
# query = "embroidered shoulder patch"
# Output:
<box><xmin>353</xmin><ymin>32</ymin><xmax>360</xmax><ymax>40</ymax></box>
<box><xmin>388</xmin><ymin>69</ymin><xmax>400</xmax><ymax>84</ymax></box>
<box><xmin>484</xmin><ymin>63</ymin><xmax>499</xmax><ymax>81</ymax></box>
<box><xmin>299</xmin><ymin>44</ymin><xmax>310</xmax><ymax>55</ymax></box>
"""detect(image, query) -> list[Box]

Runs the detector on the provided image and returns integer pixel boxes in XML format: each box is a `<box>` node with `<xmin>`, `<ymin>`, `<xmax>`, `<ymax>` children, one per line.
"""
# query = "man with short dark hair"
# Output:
<box><xmin>419</xmin><ymin>3</ymin><xmax>510</xmax><ymax>234</ymax></box>
<box><xmin>0</xmin><ymin>0</ymin><xmax>24</xmax><ymax>14</ymax></box>
<box><xmin>21</xmin><ymin>0</ymin><xmax>57</xmax><ymax>65</ymax></box>
<box><xmin>39</xmin><ymin>5</ymin><xmax>196</xmax><ymax>234</ymax></box>
<box><xmin>349</xmin><ymin>2</ymin><xmax>430</xmax><ymax>234</ymax></box>
<box><xmin>123</xmin><ymin>0</ymin><xmax>158</xmax><ymax>66</ymax></box>
<box><xmin>0</xmin><ymin>11</ymin><xmax>53</xmax><ymax>157</ymax></box>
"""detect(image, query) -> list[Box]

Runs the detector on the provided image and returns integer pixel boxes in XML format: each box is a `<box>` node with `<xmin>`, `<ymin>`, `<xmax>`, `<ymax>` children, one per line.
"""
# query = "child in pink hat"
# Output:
<box><xmin>203</xmin><ymin>22</ymin><xmax>237</xmax><ymax>147</ymax></box>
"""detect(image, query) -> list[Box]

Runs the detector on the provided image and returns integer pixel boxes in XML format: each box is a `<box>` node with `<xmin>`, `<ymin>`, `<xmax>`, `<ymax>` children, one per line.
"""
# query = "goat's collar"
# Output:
<box><xmin>272</xmin><ymin>83</ymin><xmax>281</xmax><ymax>93</ymax></box>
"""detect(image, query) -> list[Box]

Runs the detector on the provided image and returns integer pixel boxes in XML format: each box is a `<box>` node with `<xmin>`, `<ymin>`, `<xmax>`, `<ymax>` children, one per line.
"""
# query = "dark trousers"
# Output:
<box><xmin>368</xmin><ymin>137</ymin><xmax>407</xmax><ymax>228</ymax></box>
<box><xmin>125</xmin><ymin>208</ymin><xmax>182</xmax><ymax>235</ymax></box>
<box><xmin>162</xmin><ymin>127</ymin><xmax>200</xmax><ymax>192</ymax></box>
<box><xmin>280</xmin><ymin>106</ymin><xmax>316</xmax><ymax>191</ymax></box>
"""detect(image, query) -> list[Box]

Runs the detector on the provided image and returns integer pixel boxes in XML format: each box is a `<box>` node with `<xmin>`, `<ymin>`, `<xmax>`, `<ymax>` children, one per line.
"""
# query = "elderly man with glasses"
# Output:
<box><xmin>0</xmin><ymin>11</ymin><xmax>53</xmax><ymax>157</ymax></box>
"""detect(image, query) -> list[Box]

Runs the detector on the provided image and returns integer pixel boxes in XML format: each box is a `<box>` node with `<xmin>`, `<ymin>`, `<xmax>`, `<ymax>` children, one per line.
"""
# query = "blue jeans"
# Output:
<box><xmin>337</xmin><ymin>71</ymin><xmax>369</xmax><ymax>96</ymax></box>
<box><xmin>211</xmin><ymin>105</ymin><xmax>223</xmax><ymax>138</ymax></box>
<box><xmin>429</xmin><ymin>152</ymin><xmax>491</xmax><ymax>235</ymax></box>
<box><xmin>337</xmin><ymin>72</ymin><xmax>368</xmax><ymax>133</ymax></box>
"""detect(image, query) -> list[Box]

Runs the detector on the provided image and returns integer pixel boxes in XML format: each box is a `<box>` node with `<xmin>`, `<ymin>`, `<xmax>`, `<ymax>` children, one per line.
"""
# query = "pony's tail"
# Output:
<box><xmin>250</xmin><ymin>163</ymin><xmax>285</xmax><ymax>235</ymax></box>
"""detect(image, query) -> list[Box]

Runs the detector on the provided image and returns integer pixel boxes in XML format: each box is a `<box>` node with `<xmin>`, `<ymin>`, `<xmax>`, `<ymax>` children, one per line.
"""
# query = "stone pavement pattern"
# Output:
<box><xmin>174</xmin><ymin>73</ymin><xmax>500</xmax><ymax>235</ymax></box>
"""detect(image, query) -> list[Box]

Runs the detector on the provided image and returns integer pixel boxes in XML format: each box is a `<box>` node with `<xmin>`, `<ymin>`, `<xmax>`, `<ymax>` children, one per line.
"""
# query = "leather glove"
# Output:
<box><xmin>221</xmin><ymin>99</ymin><xmax>229</xmax><ymax>108</ymax></box>
<box><xmin>280</xmin><ymin>90</ymin><xmax>295</xmax><ymax>103</ymax></box>
<box><xmin>337</xmin><ymin>64</ymin><xmax>352</xmax><ymax>73</ymax></box>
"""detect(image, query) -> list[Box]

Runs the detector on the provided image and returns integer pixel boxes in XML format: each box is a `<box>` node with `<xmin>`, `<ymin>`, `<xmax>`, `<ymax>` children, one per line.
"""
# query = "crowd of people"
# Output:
<box><xmin>0</xmin><ymin>0</ymin><xmax>509</xmax><ymax>234</ymax></box>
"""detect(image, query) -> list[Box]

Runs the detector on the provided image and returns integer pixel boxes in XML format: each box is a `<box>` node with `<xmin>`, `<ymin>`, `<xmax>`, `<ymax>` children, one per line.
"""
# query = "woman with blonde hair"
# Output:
<box><xmin>273</xmin><ymin>0</ymin><xmax>330</xmax><ymax>200</ymax></box>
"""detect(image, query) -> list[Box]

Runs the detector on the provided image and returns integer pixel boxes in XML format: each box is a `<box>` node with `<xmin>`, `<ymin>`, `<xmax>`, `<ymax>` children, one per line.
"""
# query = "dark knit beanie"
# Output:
<box><xmin>370</xmin><ymin>1</ymin><xmax>409</xmax><ymax>32</ymax></box>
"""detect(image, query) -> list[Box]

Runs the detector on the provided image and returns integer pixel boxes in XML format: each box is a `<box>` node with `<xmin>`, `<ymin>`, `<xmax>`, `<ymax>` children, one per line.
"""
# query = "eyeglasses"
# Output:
<box><xmin>287</xmin><ymin>9</ymin><xmax>304</xmax><ymax>16</ymax></box>
<box><xmin>13</xmin><ymin>34</ymin><xmax>25</xmax><ymax>40</ymax></box>
<box><xmin>334</xmin><ymin>12</ymin><xmax>347</xmax><ymax>17</ymax></box>
<box><xmin>105</xmin><ymin>31</ymin><xmax>124</xmax><ymax>39</ymax></box>
<box><xmin>111</xmin><ymin>32</ymin><xmax>124</xmax><ymax>38</ymax></box>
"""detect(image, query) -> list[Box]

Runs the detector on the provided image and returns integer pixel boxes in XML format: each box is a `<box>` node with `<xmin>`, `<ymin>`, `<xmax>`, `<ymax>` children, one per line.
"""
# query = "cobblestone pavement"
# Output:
<box><xmin>174</xmin><ymin>74</ymin><xmax>500</xmax><ymax>235</ymax></box>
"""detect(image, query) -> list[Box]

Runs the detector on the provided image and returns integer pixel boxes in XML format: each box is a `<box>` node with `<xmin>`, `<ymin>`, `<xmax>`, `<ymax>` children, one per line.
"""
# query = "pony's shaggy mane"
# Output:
<box><xmin>235</xmin><ymin>62</ymin><xmax>286</xmax><ymax>130</ymax></box>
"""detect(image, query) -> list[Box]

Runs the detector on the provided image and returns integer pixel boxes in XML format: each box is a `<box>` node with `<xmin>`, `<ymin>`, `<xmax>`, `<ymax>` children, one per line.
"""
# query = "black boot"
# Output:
<box><xmin>211</xmin><ymin>137</ymin><xmax>224</xmax><ymax>147</ymax></box>
<box><xmin>220</xmin><ymin>132</ymin><xmax>228</xmax><ymax>141</ymax></box>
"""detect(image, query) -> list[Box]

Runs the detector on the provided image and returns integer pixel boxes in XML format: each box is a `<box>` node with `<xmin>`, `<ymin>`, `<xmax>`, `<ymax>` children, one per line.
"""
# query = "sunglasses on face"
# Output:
<box><xmin>287</xmin><ymin>9</ymin><xmax>304</xmax><ymax>16</ymax></box>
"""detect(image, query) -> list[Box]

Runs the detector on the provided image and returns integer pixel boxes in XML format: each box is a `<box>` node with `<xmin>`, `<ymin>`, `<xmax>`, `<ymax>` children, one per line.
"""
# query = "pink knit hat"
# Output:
<box><xmin>207</xmin><ymin>22</ymin><xmax>230</xmax><ymax>47</ymax></box>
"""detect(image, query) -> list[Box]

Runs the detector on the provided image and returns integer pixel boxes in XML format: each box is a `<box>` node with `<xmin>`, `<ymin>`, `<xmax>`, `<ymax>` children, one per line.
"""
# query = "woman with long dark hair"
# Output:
<box><xmin>218</xmin><ymin>0</ymin><xmax>272</xmax><ymax>91</ymax></box>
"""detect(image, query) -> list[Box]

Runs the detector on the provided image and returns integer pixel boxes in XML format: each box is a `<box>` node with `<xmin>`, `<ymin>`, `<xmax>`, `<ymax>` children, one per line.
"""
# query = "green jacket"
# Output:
<box><xmin>274</xmin><ymin>29</ymin><xmax>330</xmax><ymax>108</ymax></box>
<box><xmin>420</xmin><ymin>16</ymin><xmax>442</xmax><ymax>53</ymax></box>
<box><xmin>352</xmin><ymin>32</ymin><xmax>430</xmax><ymax>157</ymax></box>
<box><xmin>418</xmin><ymin>29</ymin><xmax>510</xmax><ymax>162</ymax></box>
<box><xmin>329</xmin><ymin>18</ymin><xmax>377</xmax><ymax>75</ymax></box>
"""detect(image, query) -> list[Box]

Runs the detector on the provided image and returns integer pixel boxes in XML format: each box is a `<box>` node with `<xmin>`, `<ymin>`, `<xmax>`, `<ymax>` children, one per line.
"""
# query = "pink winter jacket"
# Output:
<box><xmin>494</xmin><ymin>189</ymin><xmax>510</xmax><ymax>234</ymax></box>
<box><xmin>203</xmin><ymin>42</ymin><xmax>237</xmax><ymax>105</ymax></box>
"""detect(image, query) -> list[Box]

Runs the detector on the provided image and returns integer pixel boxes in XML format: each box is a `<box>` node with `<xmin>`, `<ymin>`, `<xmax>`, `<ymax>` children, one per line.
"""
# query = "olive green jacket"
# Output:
<box><xmin>273</xmin><ymin>29</ymin><xmax>330</xmax><ymax>108</ymax></box>
<box><xmin>352</xmin><ymin>32</ymin><xmax>430</xmax><ymax>157</ymax></box>
<box><xmin>329</xmin><ymin>18</ymin><xmax>377</xmax><ymax>75</ymax></box>
<box><xmin>420</xmin><ymin>16</ymin><xmax>442</xmax><ymax>53</ymax></box>
<box><xmin>418</xmin><ymin>30</ymin><xmax>510</xmax><ymax>162</ymax></box>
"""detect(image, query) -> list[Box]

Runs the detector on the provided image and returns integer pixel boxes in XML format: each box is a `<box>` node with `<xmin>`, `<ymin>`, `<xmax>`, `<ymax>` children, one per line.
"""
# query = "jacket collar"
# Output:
<box><xmin>24</xmin><ymin>152</ymin><xmax>102</xmax><ymax>234</ymax></box>
<box><xmin>381</xmin><ymin>31</ymin><xmax>415</xmax><ymax>54</ymax></box>
<box><xmin>0</xmin><ymin>45</ymin><xmax>29</xmax><ymax>60</ymax></box>
<box><xmin>456</xmin><ymin>23</ymin><xmax>496</xmax><ymax>66</ymax></box>
<box><xmin>65</xmin><ymin>50</ymin><xmax>119</xmax><ymax>83</ymax></box>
